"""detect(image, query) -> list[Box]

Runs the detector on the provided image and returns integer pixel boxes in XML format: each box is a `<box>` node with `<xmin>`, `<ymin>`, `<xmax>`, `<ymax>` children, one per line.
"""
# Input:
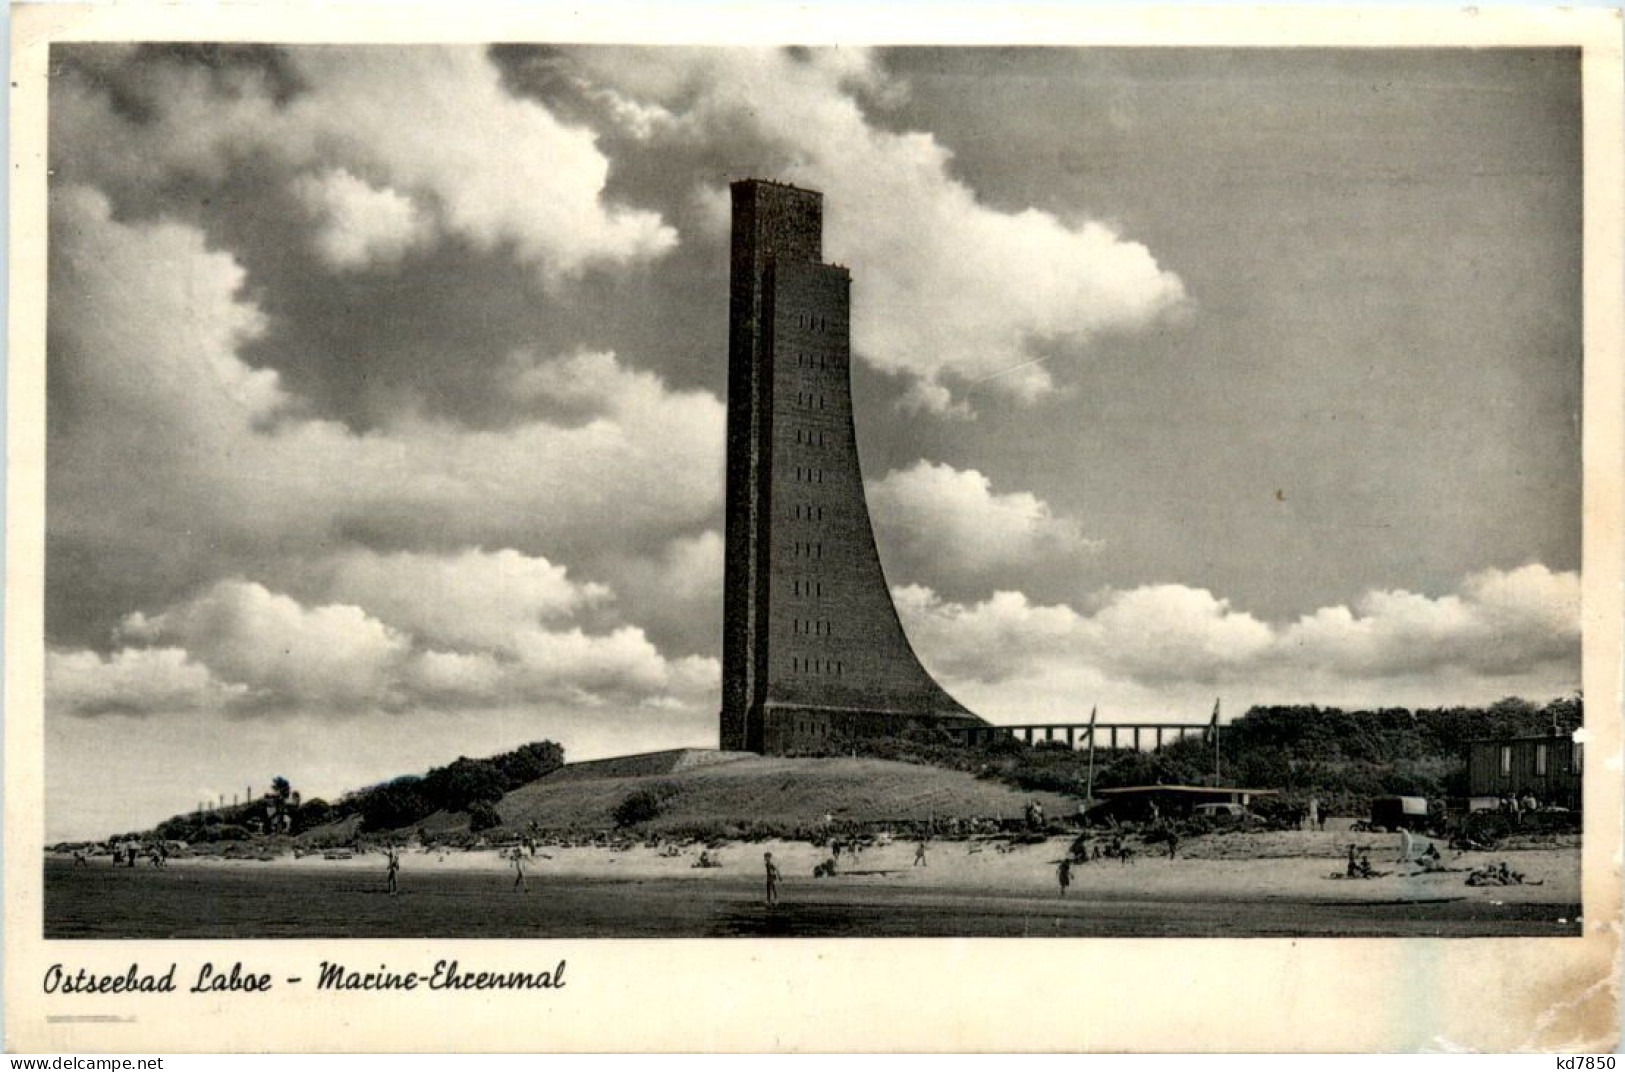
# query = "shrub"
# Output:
<box><xmin>292</xmin><ymin>798</ymin><xmax>333</xmax><ymax>833</ymax></box>
<box><xmin>613</xmin><ymin>782</ymin><xmax>681</xmax><ymax>828</ymax></box>
<box><xmin>360</xmin><ymin>778</ymin><xmax>431</xmax><ymax>833</ymax></box>
<box><xmin>466</xmin><ymin>799</ymin><xmax>502</xmax><ymax>833</ymax></box>
<box><xmin>495</xmin><ymin>741</ymin><xmax>565</xmax><ymax>789</ymax></box>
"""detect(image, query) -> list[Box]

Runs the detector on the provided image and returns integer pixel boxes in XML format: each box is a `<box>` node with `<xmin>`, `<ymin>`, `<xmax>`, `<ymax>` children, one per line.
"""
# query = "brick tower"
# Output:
<box><xmin>720</xmin><ymin>180</ymin><xmax>986</xmax><ymax>754</ymax></box>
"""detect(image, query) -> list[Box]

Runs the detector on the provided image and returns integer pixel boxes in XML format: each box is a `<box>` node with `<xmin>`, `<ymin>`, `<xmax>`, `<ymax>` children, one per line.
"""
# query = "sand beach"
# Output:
<box><xmin>46</xmin><ymin>829</ymin><xmax>1582</xmax><ymax>939</ymax></box>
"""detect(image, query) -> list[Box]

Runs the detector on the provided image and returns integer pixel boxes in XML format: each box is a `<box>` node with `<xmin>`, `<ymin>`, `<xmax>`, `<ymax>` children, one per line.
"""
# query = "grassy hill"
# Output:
<box><xmin>116</xmin><ymin>693</ymin><xmax>1581</xmax><ymax>851</ymax></box>
<box><xmin>367</xmin><ymin>750</ymin><xmax>1076</xmax><ymax>841</ymax></box>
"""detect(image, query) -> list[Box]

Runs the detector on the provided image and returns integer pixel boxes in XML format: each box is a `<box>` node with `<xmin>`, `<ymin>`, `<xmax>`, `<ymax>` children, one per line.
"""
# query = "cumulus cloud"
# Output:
<box><xmin>49</xmin><ymin>185</ymin><xmax>284</xmax><ymax>426</ymax></box>
<box><xmin>1277</xmin><ymin>563</ymin><xmax>1581</xmax><ymax>678</ymax></box>
<box><xmin>288</xmin><ymin>48</ymin><xmax>676</xmax><ymax>283</ymax></box>
<box><xmin>47</xmin><ymin>647</ymin><xmax>248</xmax><ymax>718</ymax></box>
<box><xmin>49</xmin><ymin>188</ymin><xmax>724</xmax><ymax>631</ymax></box>
<box><xmin>292</xmin><ymin>167</ymin><xmax>434</xmax><ymax>269</ymax></box>
<box><xmin>868</xmin><ymin>460</ymin><xmax>1100</xmax><ymax>582</ymax></box>
<box><xmin>310</xmin><ymin>547</ymin><xmax>610</xmax><ymax>653</ymax></box>
<box><xmin>649</xmin><ymin>531</ymin><xmax>725</xmax><ymax>603</ymax></box>
<box><xmin>54</xmin><ymin>568</ymin><xmax>718</xmax><ymax>719</ymax></box>
<box><xmin>593</xmin><ymin>531</ymin><xmax>725</xmax><ymax>655</ymax></box>
<box><xmin>894</xmin><ymin>564</ymin><xmax>1580</xmax><ymax>718</ymax></box>
<box><xmin>51</xmin><ymin>46</ymin><xmax>677</xmax><ymax>286</ymax></box>
<box><xmin>563</xmin><ymin>47</ymin><xmax>1187</xmax><ymax>412</ymax></box>
<box><xmin>121</xmin><ymin>580</ymin><xmax>413</xmax><ymax>709</ymax></box>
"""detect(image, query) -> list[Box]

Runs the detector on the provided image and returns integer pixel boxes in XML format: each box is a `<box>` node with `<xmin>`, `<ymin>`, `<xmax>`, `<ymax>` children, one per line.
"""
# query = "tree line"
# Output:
<box><xmin>803</xmin><ymin>695</ymin><xmax>1581</xmax><ymax>815</ymax></box>
<box><xmin>135</xmin><ymin>740</ymin><xmax>566</xmax><ymax>844</ymax></box>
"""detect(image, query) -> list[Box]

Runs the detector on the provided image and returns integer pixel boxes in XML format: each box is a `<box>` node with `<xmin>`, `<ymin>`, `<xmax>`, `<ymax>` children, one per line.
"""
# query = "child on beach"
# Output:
<box><xmin>385</xmin><ymin>846</ymin><xmax>400</xmax><ymax>896</ymax></box>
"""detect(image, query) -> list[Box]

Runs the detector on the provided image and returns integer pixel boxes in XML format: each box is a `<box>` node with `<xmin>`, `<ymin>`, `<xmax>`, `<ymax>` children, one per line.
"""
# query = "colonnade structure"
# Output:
<box><xmin>946</xmin><ymin>720</ymin><xmax>1214</xmax><ymax>752</ymax></box>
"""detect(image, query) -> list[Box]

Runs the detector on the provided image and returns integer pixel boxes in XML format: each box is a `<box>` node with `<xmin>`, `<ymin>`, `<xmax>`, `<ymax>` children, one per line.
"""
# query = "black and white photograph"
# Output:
<box><xmin>8</xmin><ymin>4</ymin><xmax>1622</xmax><ymax>1054</ymax></box>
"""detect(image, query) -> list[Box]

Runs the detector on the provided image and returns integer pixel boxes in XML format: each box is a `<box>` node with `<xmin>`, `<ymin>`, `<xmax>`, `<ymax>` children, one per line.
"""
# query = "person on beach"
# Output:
<box><xmin>511</xmin><ymin>847</ymin><xmax>530</xmax><ymax>893</ymax></box>
<box><xmin>1057</xmin><ymin>858</ymin><xmax>1073</xmax><ymax>898</ymax></box>
<box><xmin>1397</xmin><ymin>827</ymin><xmax>1418</xmax><ymax>864</ymax></box>
<box><xmin>385</xmin><ymin>846</ymin><xmax>400</xmax><ymax>896</ymax></box>
<box><xmin>763</xmin><ymin>851</ymin><xmax>781</xmax><ymax>906</ymax></box>
<box><xmin>914</xmin><ymin>839</ymin><xmax>928</xmax><ymax>867</ymax></box>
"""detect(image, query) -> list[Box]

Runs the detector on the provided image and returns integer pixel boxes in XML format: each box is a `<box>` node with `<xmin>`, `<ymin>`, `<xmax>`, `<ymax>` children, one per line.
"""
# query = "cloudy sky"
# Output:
<box><xmin>44</xmin><ymin>45</ymin><xmax>1581</xmax><ymax>840</ymax></box>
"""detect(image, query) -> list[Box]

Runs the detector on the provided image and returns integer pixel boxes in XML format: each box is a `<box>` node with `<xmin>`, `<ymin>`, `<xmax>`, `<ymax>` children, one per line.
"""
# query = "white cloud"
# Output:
<box><xmin>49</xmin><ymin>189</ymin><xmax>725</xmax><ymax>585</ymax></box>
<box><xmin>893</xmin><ymin>565</ymin><xmax>1580</xmax><ymax>720</ymax></box>
<box><xmin>54</xmin><ymin>567</ymin><xmax>720</xmax><ymax>719</ymax></box>
<box><xmin>1090</xmin><ymin>585</ymin><xmax>1275</xmax><ymax>684</ymax></box>
<box><xmin>50</xmin><ymin>55</ymin><xmax>298</xmax><ymax>191</ymax></box>
<box><xmin>121</xmin><ymin>580</ymin><xmax>412</xmax><ymax>709</ymax></box>
<box><xmin>652</xmin><ymin>531</ymin><xmax>725</xmax><ymax>603</ymax></box>
<box><xmin>1278</xmin><ymin>563</ymin><xmax>1581</xmax><ymax>678</ymax></box>
<box><xmin>509</xmin><ymin>626</ymin><xmax>713</xmax><ymax>707</ymax></box>
<box><xmin>46</xmin><ymin>647</ymin><xmax>248</xmax><ymax>718</ymax></box>
<box><xmin>689</xmin><ymin>183</ymin><xmax>733</xmax><ymax>240</ymax></box>
<box><xmin>566</xmin><ymin>48</ymin><xmax>1187</xmax><ymax>412</ymax></box>
<box><xmin>52</xmin><ymin>47</ymin><xmax>677</xmax><ymax>285</ymax></box>
<box><xmin>292</xmin><ymin>167</ymin><xmax>434</xmax><ymax>269</ymax></box>
<box><xmin>49</xmin><ymin>186</ymin><xmax>283</xmax><ymax>425</ymax></box>
<box><xmin>312</xmin><ymin>547</ymin><xmax>610</xmax><ymax>653</ymax></box>
<box><xmin>868</xmin><ymin>460</ymin><xmax>1100</xmax><ymax>582</ymax></box>
<box><xmin>287</xmin><ymin>48</ymin><xmax>677</xmax><ymax>284</ymax></box>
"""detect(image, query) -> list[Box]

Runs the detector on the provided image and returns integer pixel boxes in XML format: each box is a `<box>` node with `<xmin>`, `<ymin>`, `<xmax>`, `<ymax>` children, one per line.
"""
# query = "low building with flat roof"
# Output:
<box><xmin>1088</xmin><ymin>784</ymin><xmax>1278</xmax><ymax>823</ymax></box>
<box><xmin>1466</xmin><ymin>732</ymin><xmax>1581</xmax><ymax>810</ymax></box>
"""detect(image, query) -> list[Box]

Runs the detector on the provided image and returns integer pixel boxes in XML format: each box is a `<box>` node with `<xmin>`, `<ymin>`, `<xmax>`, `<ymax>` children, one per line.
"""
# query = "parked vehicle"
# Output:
<box><xmin>1367</xmin><ymin>795</ymin><xmax>1431</xmax><ymax>833</ymax></box>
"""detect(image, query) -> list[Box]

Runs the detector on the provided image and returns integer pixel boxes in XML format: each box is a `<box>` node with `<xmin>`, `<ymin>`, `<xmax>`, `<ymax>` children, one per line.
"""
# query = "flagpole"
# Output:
<box><xmin>1211</xmin><ymin>697</ymin><xmax>1222</xmax><ymax>782</ymax></box>
<box><xmin>1084</xmin><ymin>705</ymin><xmax>1098</xmax><ymax>805</ymax></box>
